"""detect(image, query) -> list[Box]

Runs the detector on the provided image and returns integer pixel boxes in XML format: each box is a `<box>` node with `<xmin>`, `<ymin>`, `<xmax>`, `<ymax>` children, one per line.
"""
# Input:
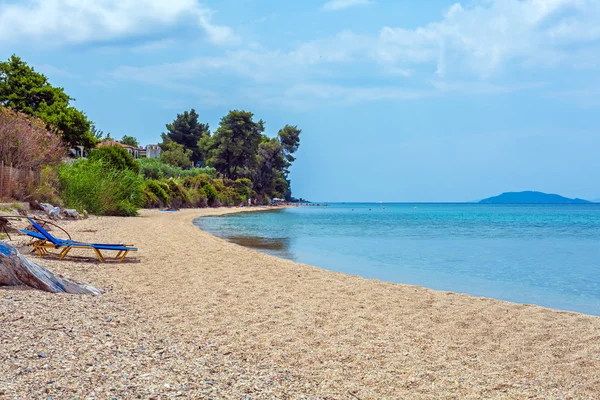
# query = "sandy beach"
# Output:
<box><xmin>1</xmin><ymin>208</ymin><xmax>599</xmax><ymax>399</ymax></box>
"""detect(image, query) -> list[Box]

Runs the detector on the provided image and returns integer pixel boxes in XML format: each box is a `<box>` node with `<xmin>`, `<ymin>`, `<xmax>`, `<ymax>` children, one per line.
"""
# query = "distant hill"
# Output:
<box><xmin>479</xmin><ymin>191</ymin><xmax>591</xmax><ymax>204</ymax></box>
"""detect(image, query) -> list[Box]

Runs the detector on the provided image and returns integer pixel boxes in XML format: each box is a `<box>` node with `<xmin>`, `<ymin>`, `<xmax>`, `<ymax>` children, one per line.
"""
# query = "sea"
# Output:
<box><xmin>194</xmin><ymin>203</ymin><xmax>600</xmax><ymax>316</ymax></box>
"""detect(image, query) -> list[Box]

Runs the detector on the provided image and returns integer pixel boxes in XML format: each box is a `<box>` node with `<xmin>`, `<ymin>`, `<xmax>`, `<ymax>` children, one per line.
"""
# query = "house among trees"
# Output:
<box><xmin>97</xmin><ymin>139</ymin><xmax>140</xmax><ymax>158</ymax></box>
<box><xmin>139</xmin><ymin>144</ymin><xmax>161</xmax><ymax>159</ymax></box>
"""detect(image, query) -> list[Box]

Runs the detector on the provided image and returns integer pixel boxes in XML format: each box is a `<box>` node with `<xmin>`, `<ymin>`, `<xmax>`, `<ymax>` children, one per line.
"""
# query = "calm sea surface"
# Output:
<box><xmin>194</xmin><ymin>203</ymin><xmax>600</xmax><ymax>316</ymax></box>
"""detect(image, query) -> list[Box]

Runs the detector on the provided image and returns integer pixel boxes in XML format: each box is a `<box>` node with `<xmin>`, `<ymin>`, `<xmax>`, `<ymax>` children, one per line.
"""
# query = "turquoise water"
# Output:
<box><xmin>194</xmin><ymin>203</ymin><xmax>600</xmax><ymax>316</ymax></box>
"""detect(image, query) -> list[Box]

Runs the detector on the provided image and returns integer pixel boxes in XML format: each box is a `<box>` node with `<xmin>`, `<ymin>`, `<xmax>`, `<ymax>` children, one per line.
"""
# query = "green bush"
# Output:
<box><xmin>143</xmin><ymin>180</ymin><xmax>169</xmax><ymax>206</ymax></box>
<box><xmin>32</xmin><ymin>166</ymin><xmax>63</xmax><ymax>206</ymax></box>
<box><xmin>58</xmin><ymin>159</ymin><xmax>143</xmax><ymax>216</ymax></box>
<box><xmin>188</xmin><ymin>190</ymin><xmax>208</xmax><ymax>208</ymax></box>
<box><xmin>138</xmin><ymin>158</ymin><xmax>216</xmax><ymax>180</ymax></box>
<box><xmin>89</xmin><ymin>145</ymin><xmax>140</xmax><ymax>173</ymax></box>
<box><xmin>234</xmin><ymin>178</ymin><xmax>254</xmax><ymax>199</ymax></box>
<box><xmin>141</xmin><ymin>187</ymin><xmax>160</xmax><ymax>208</ymax></box>
<box><xmin>201</xmin><ymin>183</ymin><xmax>218</xmax><ymax>206</ymax></box>
<box><xmin>165</xmin><ymin>179</ymin><xmax>190</xmax><ymax>208</ymax></box>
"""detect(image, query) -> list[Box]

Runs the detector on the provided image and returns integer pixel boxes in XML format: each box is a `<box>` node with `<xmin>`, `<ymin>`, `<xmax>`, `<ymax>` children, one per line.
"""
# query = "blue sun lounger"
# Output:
<box><xmin>21</xmin><ymin>218</ymin><xmax>137</xmax><ymax>263</ymax></box>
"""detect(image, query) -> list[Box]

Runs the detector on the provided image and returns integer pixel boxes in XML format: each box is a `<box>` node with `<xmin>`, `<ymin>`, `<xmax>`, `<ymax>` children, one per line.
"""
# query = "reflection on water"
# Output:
<box><xmin>194</xmin><ymin>204</ymin><xmax>600</xmax><ymax>316</ymax></box>
<box><xmin>225</xmin><ymin>235</ymin><xmax>294</xmax><ymax>260</ymax></box>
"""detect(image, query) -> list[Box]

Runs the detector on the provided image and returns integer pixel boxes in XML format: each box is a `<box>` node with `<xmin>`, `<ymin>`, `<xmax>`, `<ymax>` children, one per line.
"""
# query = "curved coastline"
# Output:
<box><xmin>1</xmin><ymin>207</ymin><xmax>599</xmax><ymax>398</ymax></box>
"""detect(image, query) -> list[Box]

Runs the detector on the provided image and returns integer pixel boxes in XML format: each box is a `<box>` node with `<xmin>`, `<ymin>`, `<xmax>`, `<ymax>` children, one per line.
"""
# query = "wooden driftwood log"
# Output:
<box><xmin>0</xmin><ymin>241</ymin><xmax>102</xmax><ymax>295</ymax></box>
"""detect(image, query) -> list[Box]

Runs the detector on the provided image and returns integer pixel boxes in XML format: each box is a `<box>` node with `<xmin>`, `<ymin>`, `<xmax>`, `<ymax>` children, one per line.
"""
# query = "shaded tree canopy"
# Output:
<box><xmin>91</xmin><ymin>124</ymin><xmax>104</xmax><ymax>140</ymax></box>
<box><xmin>195</xmin><ymin>109</ymin><xmax>301</xmax><ymax>200</ymax></box>
<box><xmin>203</xmin><ymin>110</ymin><xmax>265</xmax><ymax>180</ymax></box>
<box><xmin>161</xmin><ymin>141</ymin><xmax>192</xmax><ymax>169</ymax></box>
<box><xmin>278</xmin><ymin>125</ymin><xmax>301</xmax><ymax>173</ymax></box>
<box><xmin>254</xmin><ymin>137</ymin><xmax>288</xmax><ymax>197</ymax></box>
<box><xmin>161</xmin><ymin>109</ymin><xmax>209</xmax><ymax>164</ymax></box>
<box><xmin>0</xmin><ymin>55</ymin><xmax>95</xmax><ymax>149</ymax></box>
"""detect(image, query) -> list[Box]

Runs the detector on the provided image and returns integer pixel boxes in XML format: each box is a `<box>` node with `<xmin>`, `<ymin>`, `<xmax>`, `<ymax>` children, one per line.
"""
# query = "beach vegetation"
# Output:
<box><xmin>32</xmin><ymin>166</ymin><xmax>63</xmax><ymax>206</ymax></box>
<box><xmin>0</xmin><ymin>106</ymin><xmax>66</xmax><ymax>170</ymax></box>
<box><xmin>0</xmin><ymin>55</ymin><xmax>96</xmax><ymax>148</ymax></box>
<box><xmin>142</xmin><ymin>180</ymin><xmax>170</xmax><ymax>207</ymax></box>
<box><xmin>202</xmin><ymin>110</ymin><xmax>264</xmax><ymax>180</ymax></box>
<box><xmin>57</xmin><ymin>159</ymin><xmax>143</xmax><ymax>216</ymax></box>
<box><xmin>160</xmin><ymin>141</ymin><xmax>193</xmax><ymax>169</ymax></box>
<box><xmin>137</xmin><ymin>158</ymin><xmax>216</xmax><ymax>180</ymax></box>
<box><xmin>161</xmin><ymin>109</ymin><xmax>210</xmax><ymax>165</ymax></box>
<box><xmin>0</xmin><ymin>55</ymin><xmax>303</xmax><ymax>214</ymax></box>
<box><xmin>88</xmin><ymin>145</ymin><xmax>140</xmax><ymax>174</ymax></box>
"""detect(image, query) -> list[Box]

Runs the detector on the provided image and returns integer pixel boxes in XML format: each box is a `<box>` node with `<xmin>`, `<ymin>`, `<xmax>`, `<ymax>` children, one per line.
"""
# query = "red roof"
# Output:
<box><xmin>97</xmin><ymin>139</ymin><xmax>137</xmax><ymax>150</ymax></box>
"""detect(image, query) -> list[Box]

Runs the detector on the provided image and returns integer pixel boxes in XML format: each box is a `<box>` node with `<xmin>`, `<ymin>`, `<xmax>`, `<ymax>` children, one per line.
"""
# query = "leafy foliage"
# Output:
<box><xmin>197</xmin><ymin>110</ymin><xmax>301</xmax><ymax>200</ymax></box>
<box><xmin>162</xmin><ymin>109</ymin><xmax>209</xmax><ymax>164</ymax></box>
<box><xmin>0</xmin><ymin>55</ymin><xmax>95</xmax><ymax>148</ymax></box>
<box><xmin>161</xmin><ymin>141</ymin><xmax>192</xmax><ymax>169</ymax></box>
<box><xmin>32</xmin><ymin>166</ymin><xmax>63</xmax><ymax>205</ymax></box>
<box><xmin>88</xmin><ymin>145</ymin><xmax>140</xmax><ymax>174</ymax></box>
<box><xmin>121</xmin><ymin>135</ymin><xmax>139</xmax><ymax>147</ymax></box>
<box><xmin>138</xmin><ymin>158</ymin><xmax>216</xmax><ymax>180</ymax></box>
<box><xmin>143</xmin><ymin>180</ymin><xmax>169</xmax><ymax>206</ymax></box>
<box><xmin>0</xmin><ymin>106</ymin><xmax>66</xmax><ymax>169</ymax></box>
<box><xmin>90</xmin><ymin>124</ymin><xmax>104</xmax><ymax>140</ymax></box>
<box><xmin>58</xmin><ymin>159</ymin><xmax>143</xmax><ymax>216</ymax></box>
<box><xmin>202</xmin><ymin>110</ymin><xmax>264</xmax><ymax>180</ymax></box>
<box><xmin>278</xmin><ymin>125</ymin><xmax>301</xmax><ymax>171</ymax></box>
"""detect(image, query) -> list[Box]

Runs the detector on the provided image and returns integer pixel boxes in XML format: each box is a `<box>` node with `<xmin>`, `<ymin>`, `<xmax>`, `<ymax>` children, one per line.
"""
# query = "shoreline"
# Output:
<box><xmin>1</xmin><ymin>208</ymin><xmax>599</xmax><ymax>398</ymax></box>
<box><xmin>195</xmin><ymin>206</ymin><xmax>600</xmax><ymax>318</ymax></box>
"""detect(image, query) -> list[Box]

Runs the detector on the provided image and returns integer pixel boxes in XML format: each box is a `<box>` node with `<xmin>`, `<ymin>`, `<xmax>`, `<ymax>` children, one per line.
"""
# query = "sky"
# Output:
<box><xmin>1</xmin><ymin>0</ymin><xmax>599</xmax><ymax>202</ymax></box>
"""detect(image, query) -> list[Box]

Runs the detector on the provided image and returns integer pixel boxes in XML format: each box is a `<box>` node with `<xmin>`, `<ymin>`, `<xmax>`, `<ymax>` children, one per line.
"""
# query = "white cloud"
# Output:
<box><xmin>109</xmin><ymin>0</ymin><xmax>600</xmax><ymax>109</ymax></box>
<box><xmin>375</xmin><ymin>0</ymin><xmax>600</xmax><ymax>77</ymax></box>
<box><xmin>0</xmin><ymin>0</ymin><xmax>238</xmax><ymax>46</ymax></box>
<box><xmin>321</xmin><ymin>0</ymin><xmax>372</xmax><ymax>12</ymax></box>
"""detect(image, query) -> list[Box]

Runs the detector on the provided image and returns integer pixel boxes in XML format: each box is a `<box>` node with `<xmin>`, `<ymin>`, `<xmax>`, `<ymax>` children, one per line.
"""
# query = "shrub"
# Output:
<box><xmin>0</xmin><ymin>106</ymin><xmax>66</xmax><ymax>170</ymax></box>
<box><xmin>163</xmin><ymin>179</ymin><xmax>189</xmax><ymax>208</ymax></box>
<box><xmin>234</xmin><ymin>178</ymin><xmax>254</xmax><ymax>199</ymax></box>
<box><xmin>201</xmin><ymin>183</ymin><xmax>218</xmax><ymax>206</ymax></box>
<box><xmin>188</xmin><ymin>190</ymin><xmax>208</xmax><ymax>208</ymax></box>
<box><xmin>32</xmin><ymin>166</ymin><xmax>63</xmax><ymax>206</ymax></box>
<box><xmin>138</xmin><ymin>158</ymin><xmax>216</xmax><ymax>180</ymax></box>
<box><xmin>141</xmin><ymin>187</ymin><xmax>160</xmax><ymax>208</ymax></box>
<box><xmin>143</xmin><ymin>180</ymin><xmax>169</xmax><ymax>206</ymax></box>
<box><xmin>160</xmin><ymin>141</ymin><xmax>192</xmax><ymax>169</ymax></box>
<box><xmin>58</xmin><ymin>159</ymin><xmax>143</xmax><ymax>216</ymax></box>
<box><xmin>88</xmin><ymin>145</ymin><xmax>140</xmax><ymax>173</ymax></box>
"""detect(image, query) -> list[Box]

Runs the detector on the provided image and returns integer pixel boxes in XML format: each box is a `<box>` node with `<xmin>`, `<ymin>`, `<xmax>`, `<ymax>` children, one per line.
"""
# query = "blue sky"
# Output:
<box><xmin>1</xmin><ymin>0</ymin><xmax>599</xmax><ymax>202</ymax></box>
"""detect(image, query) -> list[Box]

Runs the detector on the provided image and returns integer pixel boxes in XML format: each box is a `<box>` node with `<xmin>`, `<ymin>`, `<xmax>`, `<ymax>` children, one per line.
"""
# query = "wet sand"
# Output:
<box><xmin>1</xmin><ymin>208</ymin><xmax>599</xmax><ymax>399</ymax></box>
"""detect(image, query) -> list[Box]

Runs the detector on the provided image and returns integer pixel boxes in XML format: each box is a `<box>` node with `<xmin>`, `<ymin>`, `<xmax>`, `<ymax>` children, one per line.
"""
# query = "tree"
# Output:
<box><xmin>204</xmin><ymin>110</ymin><xmax>264</xmax><ymax>180</ymax></box>
<box><xmin>162</xmin><ymin>109</ymin><xmax>209</xmax><ymax>164</ymax></box>
<box><xmin>0</xmin><ymin>55</ymin><xmax>95</xmax><ymax>148</ymax></box>
<box><xmin>161</xmin><ymin>141</ymin><xmax>192</xmax><ymax>169</ymax></box>
<box><xmin>91</xmin><ymin>124</ymin><xmax>104</xmax><ymax>140</ymax></box>
<box><xmin>277</xmin><ymin>125</ymin><xmax>301</xmax><ymax>200</ymax></box>
<box><xmin>254</xmin><ymin>137</ymin><xmax>288</xmax><ymax>198</ymax></box>
<box><xmin>121</xmin><ymin>135</ymin><xmax>139</xmax><ymax>148</ymax></box>
<box><xmin>278</xmin><ymin>125</ymin><xmax>301</xmax><ymax>173</ymax></box>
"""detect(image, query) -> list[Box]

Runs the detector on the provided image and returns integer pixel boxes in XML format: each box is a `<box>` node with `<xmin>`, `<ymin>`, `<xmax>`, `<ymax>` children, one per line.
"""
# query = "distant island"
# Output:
<box><xmin>479</xmin><ymin>191</ymin><xmax>591</xmax><ymax>204</ymax></box>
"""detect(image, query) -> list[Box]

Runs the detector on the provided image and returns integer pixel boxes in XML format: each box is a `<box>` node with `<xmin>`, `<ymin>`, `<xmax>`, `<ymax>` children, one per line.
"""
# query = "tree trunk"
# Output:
<box><xmin>0</xmin><ymin>242</ymin><xmax>102</xmax><ymax>295</ymax></box>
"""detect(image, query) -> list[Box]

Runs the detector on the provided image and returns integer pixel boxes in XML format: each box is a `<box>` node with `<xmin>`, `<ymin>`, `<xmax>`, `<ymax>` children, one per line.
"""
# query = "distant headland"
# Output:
<box><xmin>479</xmin><ymin>191</ymin><xmax>591</xmax><ymax>204</ymax></box>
